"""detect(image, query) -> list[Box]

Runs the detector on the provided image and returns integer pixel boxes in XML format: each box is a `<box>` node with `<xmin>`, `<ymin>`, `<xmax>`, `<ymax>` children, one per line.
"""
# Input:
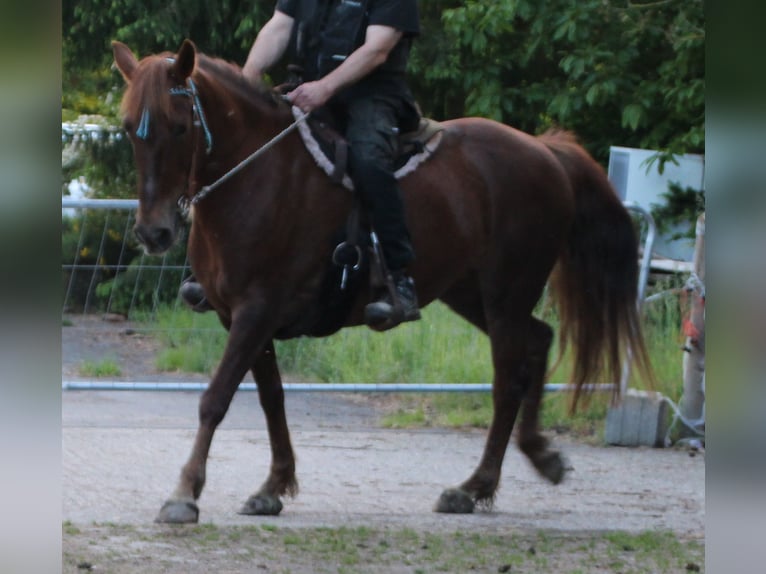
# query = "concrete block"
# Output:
<box><xmin>605</xmin><ymin>389</ymin><xmax>669</xmax><ymax>447</ymax></box>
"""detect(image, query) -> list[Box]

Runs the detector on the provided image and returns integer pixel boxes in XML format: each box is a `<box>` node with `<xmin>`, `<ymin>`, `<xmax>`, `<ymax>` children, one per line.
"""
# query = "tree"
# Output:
<box><xmin>63</xmin><ymin>0</ymin><xmax>705</xmax><ymax>164</ymax></box>
<box><xmin>63</xmin><ymin>0</ymin><xmax>273</xmax><ymax>70</ymax></box>
<box><xmin>407</xmin><ymin>0</ymin><xmax>704</xmax><ymax>162</ymax></box>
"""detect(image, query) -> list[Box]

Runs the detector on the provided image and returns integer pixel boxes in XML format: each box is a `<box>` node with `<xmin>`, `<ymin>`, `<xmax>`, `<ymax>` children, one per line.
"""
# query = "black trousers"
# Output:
<box><xmin>329</xmin><ymin>94</ymin><xmax>417</xmax><ymax>272</ymax></box>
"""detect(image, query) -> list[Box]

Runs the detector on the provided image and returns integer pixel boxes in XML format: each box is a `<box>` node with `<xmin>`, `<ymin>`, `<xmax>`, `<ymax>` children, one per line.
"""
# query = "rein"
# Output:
<box><xmin>189</xmin><ymin>102</ymin><xmax>310</xmax><ymax>205</ymax></box>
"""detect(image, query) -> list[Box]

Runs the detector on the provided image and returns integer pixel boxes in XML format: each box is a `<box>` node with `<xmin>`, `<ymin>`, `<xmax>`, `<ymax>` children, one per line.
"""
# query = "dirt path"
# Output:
<box><xmin>62</xmin><ymin>314</ymin><xmax>705</xmax><ymax>572</ymax></box>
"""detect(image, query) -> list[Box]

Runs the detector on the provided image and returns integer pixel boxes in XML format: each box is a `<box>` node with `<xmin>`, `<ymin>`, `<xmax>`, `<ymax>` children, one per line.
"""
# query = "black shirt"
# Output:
<box><xmin>276</xmin><ymin>0</ymin><xmax>419</xmax><ymax>36</ymax></box>
<box><xmin>275</xmin><ymin>0</ymin><xmax>419</xmax><ymax>98</ymax></box>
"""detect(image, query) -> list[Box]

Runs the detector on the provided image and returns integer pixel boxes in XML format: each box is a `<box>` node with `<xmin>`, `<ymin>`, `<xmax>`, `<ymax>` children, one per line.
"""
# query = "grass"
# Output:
<box><xmin>276</xmin><ymin>302</ymin><xmax>494</xmax><ymax>385</ymax></box>
<box><xmin>78</xmin><ymin>358</ymin><xmax>122</xmax><ymax>377</ymax></box>
<box><xmin>141</xmin><ymin>306</ymin><xmax>227</xmax><ymax>375</ymax></box>
<box><xmin>141</xmin><ymin>276</ymin><xmax>688</xmax><ymax>436</ymax></box>
<box><xmin>63</xmin><ymin>523</ymin><xmax>705</xmax><ymax>574</ymax></box>
<box><xmin>62</xmin><ymin>520</ymin><xmax>80</xmax><ymax>536</ymax></box>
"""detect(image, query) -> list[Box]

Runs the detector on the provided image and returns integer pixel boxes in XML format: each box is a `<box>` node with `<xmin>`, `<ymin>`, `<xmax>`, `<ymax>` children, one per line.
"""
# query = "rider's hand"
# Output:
<box><xmin>286</xmin><ymin>81</ymin><xmax>333</xmax><ymax>113</ymax></box>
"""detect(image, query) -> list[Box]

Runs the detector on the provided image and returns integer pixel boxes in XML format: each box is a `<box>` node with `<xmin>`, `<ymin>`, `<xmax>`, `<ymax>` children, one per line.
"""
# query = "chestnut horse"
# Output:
<box><xmin>112</xmin><ymin>40</ymin><xmax>652</xmax><ymax>523</ymax></box>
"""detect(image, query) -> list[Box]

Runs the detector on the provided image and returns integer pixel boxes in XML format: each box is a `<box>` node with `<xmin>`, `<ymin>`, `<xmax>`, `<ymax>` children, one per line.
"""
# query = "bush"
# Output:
<box><xmin>94</xmin><ymin>240</ymin><xmax>189</xmax><ymax>316</ymax></box>
<box><xmin>62</xmin><ymin>115</ymin><xmax>191</xmax><ymax>315</ymax></box>
<box><xmin>62</xmin><ymin>210</ymin><xmax>140</xmax><ymax>312</ymax></box>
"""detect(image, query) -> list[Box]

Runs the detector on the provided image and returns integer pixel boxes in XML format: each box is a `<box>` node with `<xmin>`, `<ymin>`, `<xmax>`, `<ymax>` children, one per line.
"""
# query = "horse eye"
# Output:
<box><xmin>122</xmin><ymin>121</ymin><xmax>134</xmax><ymax>134</ymax></box>
<box><xmin>172</xmin><ymin>124</ymin><xmax>187</xmax><ymax>137</ymax></box>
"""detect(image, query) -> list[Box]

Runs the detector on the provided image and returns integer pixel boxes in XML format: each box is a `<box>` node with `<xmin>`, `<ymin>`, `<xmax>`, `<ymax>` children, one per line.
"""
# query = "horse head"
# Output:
<box><xmin>113</xmin><ymin>40</ymin><xmax>201</xmax><ymax>254</ymax></box>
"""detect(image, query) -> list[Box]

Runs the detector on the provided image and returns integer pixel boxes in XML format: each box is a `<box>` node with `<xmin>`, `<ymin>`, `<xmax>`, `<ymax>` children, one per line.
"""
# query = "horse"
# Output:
<box><xmin>112</xmin><ymin>39</ymin><xmax>653</xmax><ymax>523</ymax></box>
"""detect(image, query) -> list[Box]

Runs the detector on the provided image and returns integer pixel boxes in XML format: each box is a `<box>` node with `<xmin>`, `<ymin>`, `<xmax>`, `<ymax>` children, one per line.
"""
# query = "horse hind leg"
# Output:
<box><xmin>517</xmin><ymin>318</ymin><xmax>568</xmax><ymax>485</ymax></box>
<box><xmin>239</xmin><ymin>341</ymin><xmax>298</xmax><ymax>516</ymax></box>
<box><xmin>435</xmin><ymin>309</ymin><xmax>535</xmax><ymax>514</ymax></box>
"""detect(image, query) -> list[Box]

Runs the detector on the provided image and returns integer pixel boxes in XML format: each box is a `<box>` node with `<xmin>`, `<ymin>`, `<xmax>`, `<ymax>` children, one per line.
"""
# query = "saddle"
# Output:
<box><xmin>292</xmin><ymin>106</ymin><xmax>445</xmax><ymax>190</ymax></box>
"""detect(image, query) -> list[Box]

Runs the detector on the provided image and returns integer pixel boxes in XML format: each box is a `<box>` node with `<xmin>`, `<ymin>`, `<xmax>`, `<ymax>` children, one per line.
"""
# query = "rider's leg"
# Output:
<box><xmin>344</xmin><ymin>95</ymin><xmax>420</xmax><ymax>329</ymax></box>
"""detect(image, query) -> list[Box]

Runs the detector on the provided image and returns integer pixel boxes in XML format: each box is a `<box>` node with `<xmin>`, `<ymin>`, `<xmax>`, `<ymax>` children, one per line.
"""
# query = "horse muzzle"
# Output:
<box><xmin>134</xmin><ymin>209</ymin><xmax>183</xmax><ymax>254</ymax></box>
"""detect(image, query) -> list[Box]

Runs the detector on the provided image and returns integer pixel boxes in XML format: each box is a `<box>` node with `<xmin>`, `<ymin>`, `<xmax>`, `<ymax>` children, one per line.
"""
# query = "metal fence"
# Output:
<box><xmin>62</xmin><ymin>198</ymin><xmax>192</xmax><ymax>317</ymax></box>
<box><xmin>62</xmin><ymin>198</ymin><xmax>655</xmax><ymax>393</ymax></box>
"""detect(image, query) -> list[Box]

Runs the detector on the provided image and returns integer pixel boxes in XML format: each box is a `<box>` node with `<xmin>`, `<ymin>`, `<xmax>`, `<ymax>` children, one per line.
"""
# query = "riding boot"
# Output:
<box><xmin>179</xmin><ymin>277</ymin><xmax>213</xmax><ymax>313</ymax></box>
<box><xmin>364</xmin><ymin>271</ymin><xmax>421</xmax><ymax>331</ymax></box>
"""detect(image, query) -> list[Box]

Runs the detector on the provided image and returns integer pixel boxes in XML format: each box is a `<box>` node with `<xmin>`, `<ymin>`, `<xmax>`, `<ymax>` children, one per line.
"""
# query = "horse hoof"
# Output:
<box><xmin>434</xmin><ymin>488</ymin><xmax>475</xmax><ymax>514</ymax></box>
<box><xmin>155</xmin><ymin>500</ymin><xmax>199</xmax><ymax>524</ymax></box>
<box><xmin>238</xmin><ymin>494</ymin><xmax>283</xmax><ymax>516</ymax></box>
<box><xmin>535</xmin><ymin>450</ymin><xmax>568</xmax><ymax>485</ymax></box>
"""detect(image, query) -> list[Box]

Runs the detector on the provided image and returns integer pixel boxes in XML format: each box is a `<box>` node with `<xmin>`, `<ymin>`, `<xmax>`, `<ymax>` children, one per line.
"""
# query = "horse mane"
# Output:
<box><xmin>120</xmin><ymin>49</ymin><xmax>283</xmax><ymax>121</ymax></box>
<box><xmin>194</xmin><ymin>53</ymin><xmax>283</xmax><ymax>111</ymax></box>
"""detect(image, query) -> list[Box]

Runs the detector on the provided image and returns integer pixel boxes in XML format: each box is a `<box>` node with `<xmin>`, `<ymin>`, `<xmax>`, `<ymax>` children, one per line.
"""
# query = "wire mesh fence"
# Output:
<box><xmin>62</xmin><ymin>198</ymin><xmax>191</xmax><ymax>318</ymax></box>
<box><xmin>62</xmin><ymin>198</ymin><xmax>654</xmax><ymax>395</ymax></box>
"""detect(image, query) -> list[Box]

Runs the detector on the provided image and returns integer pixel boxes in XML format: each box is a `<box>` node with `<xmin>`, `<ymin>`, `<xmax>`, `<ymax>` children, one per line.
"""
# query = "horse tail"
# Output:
<box><xmin>538</xmin><ymin>129</ymin><xmax>654</xmax><ymax>410</ymax></box>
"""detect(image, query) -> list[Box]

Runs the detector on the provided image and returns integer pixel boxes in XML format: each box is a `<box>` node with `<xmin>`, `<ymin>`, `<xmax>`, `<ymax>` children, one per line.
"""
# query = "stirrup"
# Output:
<box><xmin>364</xmin><ymin>273</ymin><xmax>420</xmax><ymax>331</ymax></box>
<box><xmin>364</xmin><ymin>230</ymin><xmax>419</xmax><ymax>330</ymax></box>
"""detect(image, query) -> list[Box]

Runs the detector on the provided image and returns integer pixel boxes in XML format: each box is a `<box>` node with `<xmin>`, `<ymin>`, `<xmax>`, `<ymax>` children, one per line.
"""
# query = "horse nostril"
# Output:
<box><xmin>155</xmin><ymin>227</ymin><xmax>174</xmax><ymax>250</ymax></box>
<box><xmin>133</xmin><ymin>223</ymin><xmax>174</xmax><ymax>253</ymax></box>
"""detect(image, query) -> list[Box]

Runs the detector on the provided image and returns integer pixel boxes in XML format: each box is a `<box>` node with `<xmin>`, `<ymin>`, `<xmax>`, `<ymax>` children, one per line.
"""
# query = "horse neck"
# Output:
<box><xmin>195</xmin><ymin>71</ymin><xmax>293</xmax><ymax>168</ymax></box>
<box><xmin>187</xmin><ymin>64</ymin><xmax>351</xmax><ymax>252</ymax></box>
<box><xmin>187</xmin><ymin>71</ymin><xmax>314</xmax><ymax>231</ymax></box>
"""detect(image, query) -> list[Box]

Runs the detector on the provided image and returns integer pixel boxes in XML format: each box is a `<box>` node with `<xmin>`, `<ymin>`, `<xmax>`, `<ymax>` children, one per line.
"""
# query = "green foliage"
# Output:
<box><xmin>78</xmin><ymin>358</ymin><xmax>122</xmax><ymax>377</ymax></box>
<box><xmin>62</xmin><ymin>207</ymin><xmax>189</xmax><ymax>314</ymax></box>
<box><xmin>63</xmin><ymin>0</ymin><xmax>704</xmax><ymax>165</ymax></box>
<box><xmin>408</xmin><ymin>0</ymin><xmax>704</xmax><ymax>162</ymax></box>
<box><xmin>95</xmin><ymin>238</ymin><xmax>189</xmax><ymax>315</ymax></box>
<box><xmin>275</xmin><ymin>302</ymin><xmax>492</xmax><ymax>385</ymax></box>
<box><xmin>64</xmin><ymin>523</ymin><xmax>704</xmax><ymax>574</ymax></box>
<box><xmin>63</xmin><ymin>0</ymin><xmax>273</xmax><ymax>72</ymax></box>
<box><xmin>146</xmin><ymin>291</ymin><xmax>686</xmax><ymax>436</ymax></box>
<box><xmin>62</xmin><ymin>125</ymin><xmax>135</xmax><ymax>199</ymax></box>
<box><xmin>148</xmin><ymin>306</ymin><xmax>227</xmax><ymax>374</ymax></box>
<box><xmin>651</xmin><ymin>182</ymin><xmax>705</xmax><ymax>241</ymax></box>
<box><xmin>62</xmin><ymin>210</ymin><xmax>140</xmax><ymax>312</ymax></box>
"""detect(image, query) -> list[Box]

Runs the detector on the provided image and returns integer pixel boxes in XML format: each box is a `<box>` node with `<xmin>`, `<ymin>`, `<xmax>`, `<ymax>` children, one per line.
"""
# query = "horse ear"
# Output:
<box><xmin>112</xmin><ymin>41</ymin><xmax>138</xmax><ymax>82</ymax></box>
<box><xmin>173</xmin><ymin>39</ymin><xmax>197</xmax><ymax>81</ymax></box>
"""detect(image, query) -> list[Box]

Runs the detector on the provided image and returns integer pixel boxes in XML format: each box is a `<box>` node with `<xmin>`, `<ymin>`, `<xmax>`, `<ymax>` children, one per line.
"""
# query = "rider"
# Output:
<box><xmin>180</xmin><ymin>0</ymin><xmax>421</xmax><ymax>329</ymax></box>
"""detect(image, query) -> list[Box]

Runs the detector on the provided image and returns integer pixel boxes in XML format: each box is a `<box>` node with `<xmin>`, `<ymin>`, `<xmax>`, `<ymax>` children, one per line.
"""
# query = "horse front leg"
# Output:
<box><xmin>156</xmin><ymin>306</ymin><xmax>273</xmax><ymax>524</ymax></box>
<box><xmin>239</xmin><ymin>340</ymin><xmax>297</xmax><ymax>516</ymax></box>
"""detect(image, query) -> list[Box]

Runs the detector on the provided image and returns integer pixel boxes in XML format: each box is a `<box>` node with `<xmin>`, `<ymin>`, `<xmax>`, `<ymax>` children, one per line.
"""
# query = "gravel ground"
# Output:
<box><xmin>62</xmin><ymin>314</ymin><xmax>705</xmax><ymax>573</ymax></box>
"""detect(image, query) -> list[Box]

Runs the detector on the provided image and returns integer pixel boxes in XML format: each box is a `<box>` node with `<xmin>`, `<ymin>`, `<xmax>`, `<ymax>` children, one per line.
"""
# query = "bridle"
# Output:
<box><xmin>170</xmin><ymin>78</ymin><xmax>214</xmax><ymax>155</ymax></box>
<box><xmin>133</xmin><ymin>57</ymin><xmax>215</xmax><ymax>214</ymax></box>
<box><xmin>134</xmin><ymin>59</ymin><xmax>214</xmax><ymax>154</ymax></box>
<box><xmin>136</xmin><ymin>60</ymin><xmax>310</xmax><ymax>212</ymax></box>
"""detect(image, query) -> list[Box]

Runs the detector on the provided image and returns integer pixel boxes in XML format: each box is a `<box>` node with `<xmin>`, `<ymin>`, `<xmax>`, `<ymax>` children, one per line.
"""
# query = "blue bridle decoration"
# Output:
<box><xmin>170</xmin><ymin>78</ymin><xmax>213</xmax><ymax>154</ymax></box>
<box><xmin>136</xmin><ymin>108</ymin><xmax>151</xmax><ymax>140</ymax></box>
<box><xmin>134</xmin><ymin>58</ymin><xmax>213</xmax><ymax>154</ymax></box>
